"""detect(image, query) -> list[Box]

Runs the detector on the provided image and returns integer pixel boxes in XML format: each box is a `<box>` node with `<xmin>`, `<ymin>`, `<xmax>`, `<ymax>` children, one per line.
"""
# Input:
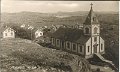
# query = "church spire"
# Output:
<box><xmin>84</xmin><ymin>3</ymin><xmax>99</xmax><ymax>25</ymax></box>
<box><xmin>90</xmin><ymin>3</ymin><xmax>93</xmax><ymax>10</ymax></box>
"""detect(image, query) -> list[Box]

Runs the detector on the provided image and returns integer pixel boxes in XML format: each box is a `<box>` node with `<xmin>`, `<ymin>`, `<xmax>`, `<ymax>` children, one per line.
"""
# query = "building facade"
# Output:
<box><xmin>50</xmin><ymin>4</ymin><xmax>105</xmax><ymax>59</ymax></box>
<box><xmin>35</xmin><ymin>29</ymin><xmax>44</xmax><ymax>38</ymax></box>
<box><xmin>2</xmin><ymin>27</ymin><xmax>15</xmax><ymax>38</ymax></box>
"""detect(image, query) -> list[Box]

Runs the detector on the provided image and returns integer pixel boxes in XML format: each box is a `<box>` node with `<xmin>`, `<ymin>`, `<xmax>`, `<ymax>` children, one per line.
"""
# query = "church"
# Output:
<box><xmin>50</xmin><ymin>4</ymin><xmax>105</xmax><ymax>59</ymax></box>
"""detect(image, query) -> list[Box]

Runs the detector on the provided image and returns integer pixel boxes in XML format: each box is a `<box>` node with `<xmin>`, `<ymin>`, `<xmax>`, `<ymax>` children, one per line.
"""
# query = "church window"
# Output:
<box><xmin>40</xmin><ymin>33</ymin><xmax>43</xmax><ymax>35</ymax></box>
<box><xmin>57</xmin><ymin>39</ymin><xmax>59</xmax><ymax>45</ymax></box>
<box><xmin>93</xmin><ymin>17</ymin><xmax>96</xmax><ymax>21</ymax></box>
<box><xmin>94</xmin><ymin>27</ymin><xmax>98</xmax><ymax>34</ymax></box>
<box><xmin>11</xmin><ymin>32</ymin><xmax>13</xmax><ymax>36</ymax></box>
<box><xmin>101</xmin><ymin>44</ymin><xmax>103</xmax><ymax>50</ymax></box>
<box><xmin>88</xmin><ymin>46</ymin><xmax>90</xmax><ymax>52</ymax></box>
<box><xmin>5</xmin><ymin>33</ymin><xmax>7</xmax><ymax>36</ymax></box>
<box><xmin>73</xmin><ymin>44</ymin><xmax>76</xmax><ymax>50</ymax></box>
<box><xmin>80</xmin><ymin>46</ymin><xmax>82</xmax><ymax>52</ymax></box>
<box><xmin>94</xmin><ymin>37</ymin><xmax>97</xmax><ymax>42</ymax></box>
<box><xmin>85</xmin><ymin>28</ymin><xmax>89</xmax><ymax>34</ymax></box>
<box><xmin>67</xmin><ymin>42</ymin><xmax>70</xmax><ymax>49</ymax></box>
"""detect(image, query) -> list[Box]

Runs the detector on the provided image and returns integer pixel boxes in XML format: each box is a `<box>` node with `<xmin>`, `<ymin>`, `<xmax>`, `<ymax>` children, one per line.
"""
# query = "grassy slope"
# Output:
<box><xmin>0</xmin><ymin>38</ymin><xmax>91</xmax><ymax>72</ymax></box>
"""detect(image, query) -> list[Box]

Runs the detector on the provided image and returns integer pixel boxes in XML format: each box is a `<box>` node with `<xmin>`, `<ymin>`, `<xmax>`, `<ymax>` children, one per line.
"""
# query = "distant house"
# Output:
<box><xmin>34</xmin><ymin>29</ymin><xmax>52</xmax><ymax>45</ymax></box>
<box><xmin>20</xmin><ymin>24</ymin><xmax>25</xmax><ymax>28</ymax></box>
<box><xmin>34</xmin><ymin>33</ymin><xmax>51</xmax><ymax>44</ymax></box>
<box><xmin>72</xmin><ymin>24</ymin><xmax>83</xmax><ymax>29</ymax></box>
<box><xmin>50</xmin><ymin>25</ymin><xmax>65</xmax><ymax>33</ymax></box>
<box><xmin>28</xmin><ymin>26</ymin><xmax>34</xmax><ymax>30</ymax></box>
<box><xmin>35</xmin><ymin>28</ymin><xmax>50</xmax><ymax>38</ymax></box>
<box><xmin>2</xmin><ymin>27</ymin><xmax>15</xmax><ymax>38</ymax></box>
<box><xmin>50</xmin><ymin>4</ymin><xmax>105</xmax><ymax>59</ymax></box>
<box><xmin>35</xmin><ymin>29</ymin><xmax>44</xmax><ymax>38</ymax></box>
<box><xmin>51</xmin><ymin>25</ymin><xmax>58</xmax><ymax>32</ymax></box>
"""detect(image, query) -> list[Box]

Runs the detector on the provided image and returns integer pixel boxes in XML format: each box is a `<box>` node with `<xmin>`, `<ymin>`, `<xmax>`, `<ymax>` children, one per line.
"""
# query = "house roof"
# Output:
<box><xmin>51</xmin><ymin>27</ymin><xmax>90</xmax><ymax>44</ymax></box>
<box><xmin>0</xmin><ymin>27</ymin><xmax>14</xmax><ymax>32</ymax></box>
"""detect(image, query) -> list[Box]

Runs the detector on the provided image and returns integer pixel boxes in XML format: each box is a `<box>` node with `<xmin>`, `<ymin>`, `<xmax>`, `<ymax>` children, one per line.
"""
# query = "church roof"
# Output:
<box><xmin>51</xmin><ymin>28</ymin><xmax>90</xmax><ymax>44</ymax></box>
<box><xmin>84</xmin><ymin>3</ymin><xmax>99</xmax><ymax>25</ymax></box>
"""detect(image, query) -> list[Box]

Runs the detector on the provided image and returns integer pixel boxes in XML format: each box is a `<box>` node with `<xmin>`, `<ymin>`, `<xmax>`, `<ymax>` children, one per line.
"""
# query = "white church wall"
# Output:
<box><xmin>100</xmin><ymin>37</ymin><xmax>105</xmax><ymax>52</ymax></box>
<box><xmin>85</xmin><ymin>38</ymin><xmax>92</xmax><ymax>55</ymax></box>
<box><xmin>91</xmin><ymin>36</ymin><xmax>100</xmax><ymax>53</ymax></box>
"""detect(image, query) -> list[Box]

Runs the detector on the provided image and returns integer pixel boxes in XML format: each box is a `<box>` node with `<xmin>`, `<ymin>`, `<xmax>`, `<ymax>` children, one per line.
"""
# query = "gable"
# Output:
<box><xmin>3</xmin><ymin>27</ymin><xmax>14</xmax><ymax>33</ymax></box>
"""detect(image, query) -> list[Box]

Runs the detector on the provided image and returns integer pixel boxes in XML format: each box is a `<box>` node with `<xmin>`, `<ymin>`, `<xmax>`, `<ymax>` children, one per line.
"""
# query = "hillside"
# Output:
<box><xmin>0</xmin><ymin>11</ymin><xmax>119</xmax><ymax>69</ymax></box>
<box><xmin>1</xmin><ymin>11</ymin><xmax>118</xmax><ymax>28</ymax></box>
<box><xmin>0</xmin><ymin>38</ymin><xmax>91</xmax><ymax>72</ymax></box>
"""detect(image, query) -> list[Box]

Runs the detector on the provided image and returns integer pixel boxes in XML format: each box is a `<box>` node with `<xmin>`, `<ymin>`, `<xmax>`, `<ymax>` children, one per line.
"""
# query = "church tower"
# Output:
<box><xmin>83</xmin><ymin>3</ymin><xmax>100</xmax><ymax>36</ymax></box>
<box><xmin>83</xmin><ymin>3</ymin><xmax>101</xmax><ymax>54</ymax></box>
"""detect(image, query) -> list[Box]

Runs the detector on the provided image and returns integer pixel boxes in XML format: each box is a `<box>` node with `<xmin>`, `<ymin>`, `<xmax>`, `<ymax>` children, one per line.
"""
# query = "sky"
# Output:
<box><xmin>1</xmin><ymin>0</ymin><xmax>119</xmax><ymax>13</ymax></box>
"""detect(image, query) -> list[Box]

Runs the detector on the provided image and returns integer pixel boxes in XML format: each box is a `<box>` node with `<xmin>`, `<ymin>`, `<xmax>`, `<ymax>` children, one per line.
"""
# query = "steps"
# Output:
<box><xmin>94</xmin><ymin>53</ymin><xmax>118</xmax><ymax>71</ymax></box>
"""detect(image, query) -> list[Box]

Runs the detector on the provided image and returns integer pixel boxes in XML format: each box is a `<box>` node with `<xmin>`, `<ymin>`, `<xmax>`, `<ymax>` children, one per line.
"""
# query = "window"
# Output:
<box><xmin>101</xmin><ymin>44</ymin><xmax>103</xmax><ymax>50</ymax></box>
<box><xmin>73</xmin><ymin>44</ymin><xmax>76</xmax><ymax>50</ymax></box>
<box><xmin>80</xmin><ymin>46</ymin><xmax>82</xmax><ymax>52</ymax></box>
<box><xmin>93</xmin><ymin>17</ymin><xmax>96</xmax><ymax>21</ymax></box>
<box><xmin>85</xmin><ymin>28</ymin><xmax>89</xmax><ymax>34</ymax></box>
<box><xmin>40</xmin><ymin>33</ymin><xmax>43</xmax><ymax>35</ymax></box>
<box><xmin>57</xmin><ymin>40</ymin><xmax>59</xmax><ymax>45</ymax></box>
<box><xmin>11</xmin><ymin>32</ymin><xmax>13</xmax><ymax>36</ymax></box>
<box><xmin>94</xmin><ymin>27</ymin><xmax>98</xmax><ymax>34</ymax></box>
<box><xmin>36</xmin><ymin>33</ymin><xmax>38</xmax><ymax>36</ymax></box>
<box><xmin>94</xmin><ymin>37</ymin><xmax>97</xmax><ymax>42</ymax></box>
<box><xmin>5</xmin><ymin>33</ymin><xmax>7</xmax><ymax>36</ymax></box>
<box><xmin>67</xmin><ymin>42</ymin><xmax>70</xmax><ymax>48</ymax></box>
<box><xmin>88</xmin><ymin>46</ymin><xmax>90</xmax><ymax>52</ymax></box>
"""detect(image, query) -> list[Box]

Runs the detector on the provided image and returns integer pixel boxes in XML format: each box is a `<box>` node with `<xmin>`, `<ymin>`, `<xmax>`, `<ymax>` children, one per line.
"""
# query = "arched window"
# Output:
<box><xmin>94</xmin><ymin>27</ymin><xmax>98</xmax><ymax>34</ymax></box>
<box><xmin>11</xmin><ymin>32</ymin><xmax>13</xmax><ymax>36</ymax></box>
<box><xmin>57</xmin><ymin>39</ymin><xmax>59</xmax><ymax>45</ymax></box>
<box><xmin>80</xmin><ymin>46</ymin><xmax>82</xmax><ymax>52</ymax></box>
<box><xmin>67</xmin><ymin>42</ymin><xmax>70</xmax><ymax>48</ymax></box>
<box><xmin>93</xmin><ymin>17</ymin><xmax>95</xmax><ymax>21</ymax></box>
<box><xmin>73</xmin><ymin>44</ymin><xmax>76</xmax><ymax>50</ymax></box>
<box><xmin>85</xmin><ymin>28</ymin><xmax>89</xmax><ymax>34</ymax></box>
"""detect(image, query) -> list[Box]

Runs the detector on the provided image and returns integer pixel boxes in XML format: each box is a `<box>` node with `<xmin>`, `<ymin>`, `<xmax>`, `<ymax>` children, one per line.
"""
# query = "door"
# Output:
<box><xmin>94</xmin><ymin>46</ymin><xmax>97</xmax><ymax>53</ymax></box>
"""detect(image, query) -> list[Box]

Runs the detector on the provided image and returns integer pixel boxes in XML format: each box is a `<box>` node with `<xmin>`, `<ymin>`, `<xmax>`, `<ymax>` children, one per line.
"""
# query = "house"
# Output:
<box><xmin>34</xmin><ymin>32</ymin><xmax>52</xmax><ymax>44</ymax></box>
<box><xmin>1</xmin><ymin>27</ymin><xmax>15</xmax><ymax>38</ymax></box>
<box><xmin>35</xmin><ymin>29</ymin><xmax>44</xmax><ymax>38</ymax></box>
<box><xmin>35</xmin><ymin>28</ymin><xmax>50</xmax><ymax>38</ymax></box>
<box><xmin>50</xmin><ymin>25</ymin><xmax>63</xmax><ymax>33</ymax></box>
<box><xmin>20</xmin><ymin>24</ymin><xmax>25</xmax><ymax>28</ymax></box>
<box><xmin>50</xmin><ymin>4</ymin><xmax>105</xmax><ymax>59</ymax></box>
